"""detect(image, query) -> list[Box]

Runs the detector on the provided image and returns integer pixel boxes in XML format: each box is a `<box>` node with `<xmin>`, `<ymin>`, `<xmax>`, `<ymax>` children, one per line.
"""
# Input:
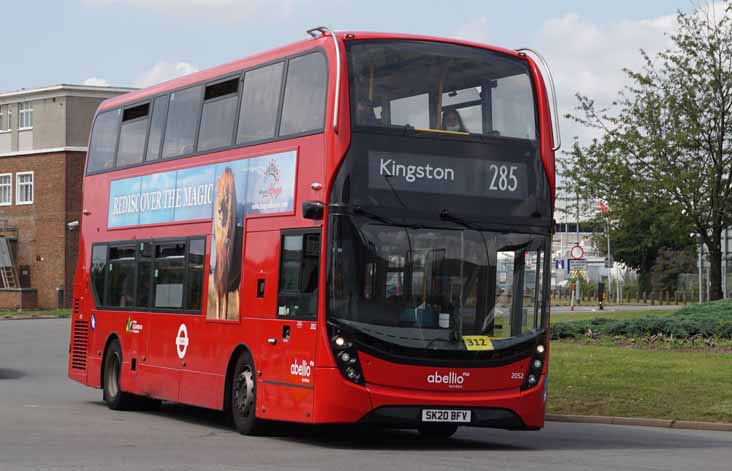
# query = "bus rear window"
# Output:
<box><xmin>87</xmin><ymin>109</ymin><xmax>121</xmax><ymax>173</ymax></box>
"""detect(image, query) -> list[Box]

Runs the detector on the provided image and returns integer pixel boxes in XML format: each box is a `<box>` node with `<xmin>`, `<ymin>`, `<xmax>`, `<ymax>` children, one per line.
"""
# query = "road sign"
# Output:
<box><xmin>570</xmin><ymin>245</ymin><xmax>584</xmax><ymax>260</ymax></box>
<box><xmin>568</xmin><ymin>258</ymin><xmax>588</xmax><ymax>271</ymax></box>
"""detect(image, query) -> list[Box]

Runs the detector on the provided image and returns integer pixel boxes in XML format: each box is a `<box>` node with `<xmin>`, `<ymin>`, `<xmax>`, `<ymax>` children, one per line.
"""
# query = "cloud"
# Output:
<box><xmin>83</xmin><ymin>77</ymin><xmax>110</xmax><ymax>86</ymax></box>
<box><xmin>536</xmin><ymin>12</ymin><xmax>678</xmax><ymax>145</ymax></box>
<box><xmin>81</xmin><ymin>0</ymin><xmax>306</xmax><ymax>21</ymax></box>
<box><xmin>454</xmin><ymin>16</ymin><xmax>490</xmax><ymax>44</ymax></box>
<box><xmin>134</xmin><ymin>61</ymin><xmax>199</xmax><ymax>88</ymax></box>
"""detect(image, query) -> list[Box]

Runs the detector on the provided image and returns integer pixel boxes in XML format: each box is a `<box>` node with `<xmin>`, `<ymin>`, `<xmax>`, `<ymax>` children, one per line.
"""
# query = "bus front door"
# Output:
<box><xmin>257</xmin><ymin>229</ymin><xmax>322</xmax><ymax>423</ymax></box>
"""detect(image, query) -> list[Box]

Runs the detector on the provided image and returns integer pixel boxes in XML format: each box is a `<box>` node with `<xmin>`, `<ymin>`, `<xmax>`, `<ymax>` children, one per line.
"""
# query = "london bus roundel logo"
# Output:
<box><xmin>176</xmin><ymin>323</ymin><xmax>189</xmax><ymax>359</ymax></box>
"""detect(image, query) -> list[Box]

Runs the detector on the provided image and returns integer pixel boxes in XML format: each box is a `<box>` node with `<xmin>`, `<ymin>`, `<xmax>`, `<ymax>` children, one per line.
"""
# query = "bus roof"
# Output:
<box><xmin>98</xmin><ymin>31</ymin><xmax>526</xmax><ymax>113</ymax></box>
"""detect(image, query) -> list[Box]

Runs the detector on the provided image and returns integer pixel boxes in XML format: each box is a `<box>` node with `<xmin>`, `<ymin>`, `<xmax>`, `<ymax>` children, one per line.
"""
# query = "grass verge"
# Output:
<box><xmin>0</xmin><ymin>309</ymin><xmax>71</xmax><ymax>319</ymax></box>
<box><xmin>548</xmin><ymin>341</ymin><xmax>732</xmax><ymax>423</ymax></box>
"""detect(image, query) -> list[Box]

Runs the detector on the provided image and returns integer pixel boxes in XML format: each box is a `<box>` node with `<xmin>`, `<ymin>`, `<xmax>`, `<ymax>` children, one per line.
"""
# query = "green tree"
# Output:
<box><xmin>564</xmin><ymin>3</ymin><xmax>732</xmax><ymax>300</ymax></box>
<box><xmin>588</xmin><ymin>199</ymin><xmax>695</xmax><ymax>291</ymax></box>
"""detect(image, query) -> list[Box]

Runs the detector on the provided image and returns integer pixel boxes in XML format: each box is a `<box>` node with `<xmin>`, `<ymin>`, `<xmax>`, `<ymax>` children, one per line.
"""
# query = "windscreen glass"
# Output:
<box><xmin>348</xmin><ymin>40</ymin><xmax>536</xmax><ymax>141</ymax></box>
<box><xmin>328</xmin><ymin>215</ymin><xmax>548</xmax><ymax>352</ymax></box>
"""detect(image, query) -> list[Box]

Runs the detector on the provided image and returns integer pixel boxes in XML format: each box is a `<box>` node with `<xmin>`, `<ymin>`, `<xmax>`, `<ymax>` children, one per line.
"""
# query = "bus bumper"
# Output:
<box><xmin>313</xmin><ymin>367</ymin><xmax>546</xmax><ymax>429</ymax></box>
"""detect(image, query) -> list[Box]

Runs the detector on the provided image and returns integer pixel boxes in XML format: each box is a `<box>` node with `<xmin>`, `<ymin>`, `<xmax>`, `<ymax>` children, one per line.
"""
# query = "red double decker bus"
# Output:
<box><xmin>68</xmin><ymin>27</ymin><xmax>560</xmax><ymax>438</ymax></box>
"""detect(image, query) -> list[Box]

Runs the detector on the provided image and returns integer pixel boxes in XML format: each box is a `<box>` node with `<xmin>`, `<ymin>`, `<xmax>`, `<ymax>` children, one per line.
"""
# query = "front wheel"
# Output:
<box><xmin>418</xmin><ymin>424</ymin><xmax>459</xmax><ymax>439</ymax></box>
<box><xmin>230</xmin><ymin>352</ymin><xmax>261</xmax><ymax>435</ymax></box>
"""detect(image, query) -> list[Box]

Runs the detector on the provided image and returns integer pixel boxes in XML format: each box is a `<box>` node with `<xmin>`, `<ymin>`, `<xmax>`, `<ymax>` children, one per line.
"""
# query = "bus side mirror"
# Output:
<box><xmin>302</xmin><ymin>200</ymin><xmax>325</xmax><ymax>220</ymax></box>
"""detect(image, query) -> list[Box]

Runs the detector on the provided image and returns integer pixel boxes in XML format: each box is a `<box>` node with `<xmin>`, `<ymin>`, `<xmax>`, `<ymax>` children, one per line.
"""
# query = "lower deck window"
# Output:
<box><xmin>90</xmin><ymin>237</ymin><xmax>206</xmax><ymax>312</ymax></box>
<box><xmin>277</xmin><ymin>231</ymin><xmax>321</xmax><ymax>319</ymax></box>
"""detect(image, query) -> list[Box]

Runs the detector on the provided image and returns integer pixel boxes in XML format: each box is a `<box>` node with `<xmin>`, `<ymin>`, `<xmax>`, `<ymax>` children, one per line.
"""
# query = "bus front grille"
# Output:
<box><xmin>71</xmin><ymin>320</ymin><xmax>88</xmax><ymax>371</ymax></box>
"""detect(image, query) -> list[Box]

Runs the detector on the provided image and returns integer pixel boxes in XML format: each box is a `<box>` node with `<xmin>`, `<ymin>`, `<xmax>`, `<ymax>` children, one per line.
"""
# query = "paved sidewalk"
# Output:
<box><xmin>547</xmin><ymin>414</ymin><xmax>732</xmax><ymax>432</ymax></box>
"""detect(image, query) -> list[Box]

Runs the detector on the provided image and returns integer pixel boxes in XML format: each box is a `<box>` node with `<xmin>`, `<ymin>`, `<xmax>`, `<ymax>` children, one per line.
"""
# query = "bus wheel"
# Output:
<box><xmin>102</xmin><ymin>338</ymin><xmax>136</xmax><ymax>410</ymax></box>
<box><xmin>417</xmin><ymin>424</ymin><xmax>459</xmax><ymax>439</ymax></box>
<box><xmin>230</xmin><ymin>352</ymin><xmax>260</xmax><ymax>435</ymax></box>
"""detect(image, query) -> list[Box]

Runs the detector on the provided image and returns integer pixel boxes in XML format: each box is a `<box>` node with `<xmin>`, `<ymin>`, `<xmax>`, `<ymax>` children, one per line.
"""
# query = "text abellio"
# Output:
<box><xmin>427</xmin><ymin>371</ymin><xmax>468</xmax><ymax>388</ymax></box>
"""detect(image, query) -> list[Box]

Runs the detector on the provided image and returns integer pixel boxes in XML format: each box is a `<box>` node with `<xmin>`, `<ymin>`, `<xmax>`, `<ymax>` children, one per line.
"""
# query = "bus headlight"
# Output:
<box><xmin>330</xmin><ymin>331</ymin><xmax>364</xmax><ymax>385</ymax></box>
<box><xmin>521</xmin><ymin>337</ymin><xmax>547</xmax><ymax>391</ymax></box>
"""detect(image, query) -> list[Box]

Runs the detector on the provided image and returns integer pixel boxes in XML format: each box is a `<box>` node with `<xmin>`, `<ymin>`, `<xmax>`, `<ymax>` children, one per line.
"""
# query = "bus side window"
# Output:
<box><xmin>237</xmin><ymin>62</ymin><xmax>284</xmax><ymax>144</ymax></box>
<box><xmin>279</xmin><ymin>52</ymin><xmax>327</xmax><ymax>136</ymax></box>
<box><xmin>162</xmin><ymin>85</ymin><xmax>202</xmax><ymax>159</ymax></box>
<box><xmin>87</xmin><ymin>109</ymin><xmax>120</xmax><ymax>174</ymax></box>
<box><xmin>145</xmin><ymin>95</ymin><xmax>169</xmax><ymax>162</ymax></box>
<box><xmin>90</xmin><ymin>244</ymin><xmax>108</xmax><ymax>307</ymax></box>
<box><xmin>107</xmin><ymin>245</ymin><xmax>137</xmax><ymax>307</ymax></box>
<box><xmin>117</xmin><ymin>103</ymin><xmax>150</xmax><ymax>168</ymax></box>
<box><xmin>198</xmin><ymin>77</ymin><xmax>239</xmax><ymax>152</ymax></box>
<box><xmin>277</xmin><ymin>232</ymin><xmax>320</xmax><ymax>319</ymax></box>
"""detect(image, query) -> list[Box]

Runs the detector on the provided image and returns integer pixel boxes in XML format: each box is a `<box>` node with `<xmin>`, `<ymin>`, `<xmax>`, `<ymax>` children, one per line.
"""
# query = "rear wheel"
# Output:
<box><xmin>102</xmin><ymin>338</ymin><xmax>137</xmax><ymax>410</ymax></box>
<box><xmin>230</xmin><ymin>351</ymin><xmax>261</xmax><ymax>435</ymax></box>
<box><xmin>417</xmin><ymin>424</ymin><xmax>459</xmax><ymax>439</ymax></box>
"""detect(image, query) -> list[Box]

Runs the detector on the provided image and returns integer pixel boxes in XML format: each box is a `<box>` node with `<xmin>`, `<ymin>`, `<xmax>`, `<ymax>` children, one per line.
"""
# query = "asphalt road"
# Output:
<box><xmin>2</xmin><ymin>318</ymin><xmax>731</xmax><ymax>471</ymax></box>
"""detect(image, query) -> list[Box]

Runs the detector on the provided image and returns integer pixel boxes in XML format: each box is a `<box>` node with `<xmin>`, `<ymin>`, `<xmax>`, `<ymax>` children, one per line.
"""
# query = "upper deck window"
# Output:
<box><xmin>162</xmin><ymin>85</ymin><xmax>202</xmax><ymax>159</ymax></box>
<box><xmin>87</xmin><ymin>109</ymin><xmax>121</xmax><ymax>173</ymax></box>
<box><xmin>198</xmin><ymin>77</ymin><xmax>239</xmax><ymax>152</ymax></box>
<box><xmin>145</xmin><ymin>95</ymin><xmax>169</xmax><ymax>162</ymax></box>
<box><xmin>279</xmin><ymin>52</ymin><xmax>327</xmax><ymax>136</ymax></box>
<box><xmin>116</xmin><ymin>103</ymin><xmax>150</xmax><ymax>168</ymax></box>
<box><xmin>347</xmin><ymin>40</ymin><xmax>537</xmax><ymax>141</ymax></box>
<box><xmin>237</xmin><ymin>62</ymin><xmax>284</xmax><ymax>144</ymax></box>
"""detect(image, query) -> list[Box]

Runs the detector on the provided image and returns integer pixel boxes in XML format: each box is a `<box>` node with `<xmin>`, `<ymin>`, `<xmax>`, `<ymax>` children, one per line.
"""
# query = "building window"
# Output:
<box><xmin>0</xmin><ymin>174</ymin><xmax>11</xmax><ymax>205</ymax></box>
<box><xmin>16</xmin><ymin>171</ymin><xmax>33</xmax><ymax>205</ymax></box>
<box><xmin>18</xmin><ymin>102</ymin><xmax>32</xmax><ymax>129</ymax></box>
<box><xmin>0</xmin><ymin>105</ymin><xmax>11</xmax><ymax>131</ymax></box>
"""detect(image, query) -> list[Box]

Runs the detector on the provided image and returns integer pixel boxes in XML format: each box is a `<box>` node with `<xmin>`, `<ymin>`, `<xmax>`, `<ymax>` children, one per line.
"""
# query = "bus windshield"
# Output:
<box><xmin>328</xmin><ymin>214</ymin><xmax>548</xmax><ymax>353</ymax></box>
<box><xmin>347</xmin><ymin>40</ymin><xmax>537</xmax><ymax>141</ymax></box>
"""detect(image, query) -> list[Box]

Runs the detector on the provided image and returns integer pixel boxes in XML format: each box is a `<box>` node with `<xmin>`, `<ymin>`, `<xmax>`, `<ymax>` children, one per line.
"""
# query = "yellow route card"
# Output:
<box><xmin>462</xmin><ymin>336</ymin><xmax>494</xmax><ymax>351</ymax></box>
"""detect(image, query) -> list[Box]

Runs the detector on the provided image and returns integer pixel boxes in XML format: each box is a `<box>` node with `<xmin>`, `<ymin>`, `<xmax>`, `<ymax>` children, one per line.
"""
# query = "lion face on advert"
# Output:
<box><xmin>214</xmin><ymin>168</ymin><xmax>236</xmax><ymax>280</ymax></box>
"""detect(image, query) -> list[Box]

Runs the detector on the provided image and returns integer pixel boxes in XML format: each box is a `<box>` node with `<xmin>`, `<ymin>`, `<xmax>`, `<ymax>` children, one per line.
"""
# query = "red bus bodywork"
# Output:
<box><xmin>68</xmin><ymin>30</ymin><xmax>556</xmax><ymax>432</ymax></box>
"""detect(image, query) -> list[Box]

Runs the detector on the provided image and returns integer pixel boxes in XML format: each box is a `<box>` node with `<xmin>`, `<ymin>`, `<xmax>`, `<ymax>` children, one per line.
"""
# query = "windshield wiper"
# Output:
<box><xmin>439</xmin><ymin>209</ymin><xmax>485</xmax><ymax>231</ymax></box>
<box><xmin>352</xmin><ymin>206</ymin><xmax>425</xmax><ymax>229</ymax></box>
<box><xmin>425</xmin><ymin>336</ymin><xmax>461</xmax><ymax>350</ymax></box>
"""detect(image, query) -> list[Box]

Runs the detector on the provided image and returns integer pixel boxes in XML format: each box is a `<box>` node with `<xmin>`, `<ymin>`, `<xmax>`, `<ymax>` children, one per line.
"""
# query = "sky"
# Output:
<box><xmin>2</xmin><ymin>0</ymin><xmax>703</xmax><ymax>165</ymax></box>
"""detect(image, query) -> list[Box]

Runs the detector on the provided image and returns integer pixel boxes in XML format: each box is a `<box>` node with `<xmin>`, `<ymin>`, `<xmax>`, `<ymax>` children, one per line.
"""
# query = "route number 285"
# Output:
<box><xmin>488</xmin><ymin>164</ymin><xmax>519</xmax><ymax>192</ymax></box>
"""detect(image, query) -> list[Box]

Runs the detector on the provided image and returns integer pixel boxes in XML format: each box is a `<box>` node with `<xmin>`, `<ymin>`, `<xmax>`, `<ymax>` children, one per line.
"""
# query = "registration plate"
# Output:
<box><xmin>421</xmin><ymin>409</ymin><xmax>472</xmax><ymax>423</ymax></box>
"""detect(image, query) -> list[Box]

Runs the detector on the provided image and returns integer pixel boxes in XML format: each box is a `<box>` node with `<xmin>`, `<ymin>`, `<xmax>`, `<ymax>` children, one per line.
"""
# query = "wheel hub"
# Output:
<box><xmin>233</xmin><ymin>366</ymin><xmax>254</xmax><ymax>418</ymax></box>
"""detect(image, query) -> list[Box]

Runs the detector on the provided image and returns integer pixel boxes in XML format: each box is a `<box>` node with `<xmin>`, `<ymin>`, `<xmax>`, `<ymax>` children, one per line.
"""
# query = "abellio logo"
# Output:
<box><xmin>427</xmin><ymin>371</ymin><xmax>470</xmax><ymax>388</ymax></box>
<box><xmin>290</xmin><ymin>359</ymin><xmax>313</xmax><ymax>383</ymax></box>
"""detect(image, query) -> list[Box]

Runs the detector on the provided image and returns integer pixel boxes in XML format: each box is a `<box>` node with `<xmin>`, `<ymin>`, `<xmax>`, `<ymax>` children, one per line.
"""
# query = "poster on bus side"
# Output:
<box><xmin>107</xmin><ymin>150</ymin><xmax>297</xmax><ymax>320</ymax></box>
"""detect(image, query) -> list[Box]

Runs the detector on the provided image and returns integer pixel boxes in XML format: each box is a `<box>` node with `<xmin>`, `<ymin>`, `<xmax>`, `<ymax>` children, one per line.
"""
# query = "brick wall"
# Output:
<box><xmin>64</xmin><ymin>151</ymin><xmax>85</xmax><ymax>307</ymax></box>
<box><xmin>0</xmin><ymin>150</ymin><xmax>84</xmax><ymax>309</ymax></box>
<box><xmin>0</xmin><ymin>289</ymin><xmax>38</xmax><ymax>310</ymax></box>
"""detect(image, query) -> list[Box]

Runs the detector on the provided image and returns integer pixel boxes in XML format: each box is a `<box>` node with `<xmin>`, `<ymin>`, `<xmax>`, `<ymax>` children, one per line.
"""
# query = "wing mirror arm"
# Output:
<box><xmin>302</xmin><ymin>200</ymin><xmax>325</xmax><ymax>220</ymax></box>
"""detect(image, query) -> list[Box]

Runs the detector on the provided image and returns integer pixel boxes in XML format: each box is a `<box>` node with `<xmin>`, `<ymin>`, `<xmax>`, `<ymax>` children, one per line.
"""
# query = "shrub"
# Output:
<box><xmin>550</xmin><ymin>299</ymin><xmax>732</xmax><ymax>340</ymax></box>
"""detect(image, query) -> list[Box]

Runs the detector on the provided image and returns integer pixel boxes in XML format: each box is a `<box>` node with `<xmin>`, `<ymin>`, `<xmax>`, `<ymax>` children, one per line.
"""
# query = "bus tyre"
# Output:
<box><xmin>230</xmin><ymin>352</ymin><xmax>260</xmax><ymax>435</ymax></box>
<box><xmin>102</xmin><ymin>338</ymin><xmax>137</xmax><ymax>410</ymax></box>
<box><xmin>418</xmin><ymin>424</ymin><xmax>459</xmax><ymax>439</ymax></box>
